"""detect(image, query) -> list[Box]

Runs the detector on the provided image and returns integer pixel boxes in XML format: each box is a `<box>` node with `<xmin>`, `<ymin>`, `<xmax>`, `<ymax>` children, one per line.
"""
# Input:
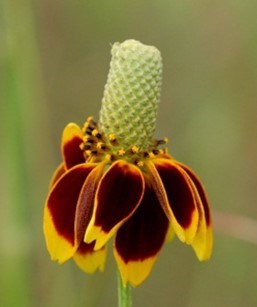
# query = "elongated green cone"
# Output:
<box><xmin>99</xmin><ymin>39</ymin><xmax>163</xmax><ymax>151</ymax></box>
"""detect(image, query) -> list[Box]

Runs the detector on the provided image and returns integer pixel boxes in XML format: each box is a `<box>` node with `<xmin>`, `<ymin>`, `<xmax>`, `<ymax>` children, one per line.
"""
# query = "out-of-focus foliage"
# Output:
<box><xmin>1</xmin><ymin>1</ymin><xmax>257</xmax><ymax>306</ymax></box>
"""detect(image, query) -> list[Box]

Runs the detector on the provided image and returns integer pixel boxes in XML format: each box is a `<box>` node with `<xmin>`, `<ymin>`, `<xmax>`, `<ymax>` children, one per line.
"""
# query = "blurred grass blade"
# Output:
<box><xmin>1</xmin><ymin>1</ymin><xmax>50</xmax><ymax>306</ymax></box>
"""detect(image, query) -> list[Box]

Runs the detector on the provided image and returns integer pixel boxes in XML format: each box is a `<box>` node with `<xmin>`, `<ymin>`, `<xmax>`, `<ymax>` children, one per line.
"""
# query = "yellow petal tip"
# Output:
<box><xmin>43</xmin><ymin>207</ymin><xmax>77</xmax><ymax>263</ymax></box>
<box><xmin>73</xmin><ymin>246</ymin><xmax>107</xmax><ymax>274</ymax></box>
<box><xmin>84</xmin><ymin>225</ymin><xmax>110</xmax><ymax>250</ymax></box>
<box><xmin>114</xmin><ymin>249</ymin><xmax>159</xmax><ymax>287</ymax></box>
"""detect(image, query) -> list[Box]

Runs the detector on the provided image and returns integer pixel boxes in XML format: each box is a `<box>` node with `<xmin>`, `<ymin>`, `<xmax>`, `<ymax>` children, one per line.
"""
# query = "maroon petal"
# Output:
<box><xmin>177</xmin><ymin>162</ymin><xmax>213</xmax><ymax>259</ymax></box>
<box><xmin>61</xmin><ymin>123</ymin><xmax>85</xmax><ymax>169</ymax></box>
<box><xmin>146</xmin><ymin>159</ymin><xmax>199</xmax><ymax>244</ymax></box>
<box><xmin>177</xmin><ymin>163</ymin><xmax>211</xmax><ymax>226</ymax></box>
<box><xmin>84</xmin><ymin>160</ymin><xmax>145</xmax><ymax>250</ymax></box>
<box><xmin>75</xmin><ymin>162</ymin><xmax>105</xmax><ymax>246</ymax></box>
<box><xmin>114</xmin><ymin>181</ymin><xmax>169</xmax><ymax>286</ymax></box>
<box><xmin>43</xmin><ymin>164</ymin><xmax>95</xmax><ymax>263</ymax></box>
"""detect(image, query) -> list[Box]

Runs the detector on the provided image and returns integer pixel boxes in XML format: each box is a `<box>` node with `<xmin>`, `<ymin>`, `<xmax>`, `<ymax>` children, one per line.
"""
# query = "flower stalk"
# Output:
<box><xmin>118</xmin><ymin>271</ymin><xmax>132</xmax><ymax>307</ymax></box>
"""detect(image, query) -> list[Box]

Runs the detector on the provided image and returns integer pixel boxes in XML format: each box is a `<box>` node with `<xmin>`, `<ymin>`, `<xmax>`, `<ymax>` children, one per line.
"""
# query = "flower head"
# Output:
<box><xmin>43</xmin><ymin>40</ymin><xmax>213</xmax><ymax>287</ymax></box>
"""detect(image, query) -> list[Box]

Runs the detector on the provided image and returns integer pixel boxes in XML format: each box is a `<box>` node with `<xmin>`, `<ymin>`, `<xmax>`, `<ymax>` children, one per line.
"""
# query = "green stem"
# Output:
<box><xmin>117</xmin><ymin>271</ymin><xmax>132</xmax><ymax>307</ymax></box>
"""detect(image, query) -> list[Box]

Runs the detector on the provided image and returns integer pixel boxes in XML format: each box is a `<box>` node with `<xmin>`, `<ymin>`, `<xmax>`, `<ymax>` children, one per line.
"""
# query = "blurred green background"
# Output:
<box><xmin>1</xmin><ymin>1</ymin><xmax>257</xmax><ymax>306</ymax></box>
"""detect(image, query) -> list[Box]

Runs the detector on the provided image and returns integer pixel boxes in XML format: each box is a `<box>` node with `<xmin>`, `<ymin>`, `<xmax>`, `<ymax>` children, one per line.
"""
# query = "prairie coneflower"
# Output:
<box><xmin>43</xmin><ymin>39</ymin><xmax>213</xmax><ymax>288</ymax></box>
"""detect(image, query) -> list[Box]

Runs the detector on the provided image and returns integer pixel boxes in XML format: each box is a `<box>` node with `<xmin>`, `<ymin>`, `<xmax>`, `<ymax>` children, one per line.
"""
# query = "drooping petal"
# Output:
<box><xmin>43</xmin><ymin>164</ymin><xmax>95</xmax><ymax>263</ymax></box>
<box><xmin>146</xmin><ymin>159</ymin><xmax>199</xmax><ymax>244</ymax></box>
<box><xmin>74</xmin><ymin>162</ymin><xmax>105</xmax><ymax>246</ymax></box>
<box><xmin>49</xmin><ymin>163</ymin><xmax>66</xmax><ymax>188</ymax></box>
<box><xmin>62</xmin><ymin>123</ymin><xmax>85</xmax><ymax>169</ymax></box>
<box><xmin>84</xmin><ymin>160</ymin><xmax>145</xmax><ymax>250</ymax></box>
<box><xmin>73</xmin><ymin>241</ymin><xmax>106</xmax><ymax>274</ymax></box>
<box><xmin>190</xmin><ymin>191</ymin><xmax>208</xmax><ymax>259</ymax></box>
<box><xmin>178</xmin><ymin>163</ymin><xmax>213</xmax><ymax>259</ymax></box>
<box><xmin>114</xmin><ymin>181</ymin><xmax>169</xmax><ymax>287</ymax></box>
<box><xmin>178</xmin><ymin>163</ymin><xmax>211</xmax><ymax>227</ymax></box>
<box><xmin>177</xmin><ymin>170</ymin><xmax>207</xmax><ymax>260</ymax></box>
